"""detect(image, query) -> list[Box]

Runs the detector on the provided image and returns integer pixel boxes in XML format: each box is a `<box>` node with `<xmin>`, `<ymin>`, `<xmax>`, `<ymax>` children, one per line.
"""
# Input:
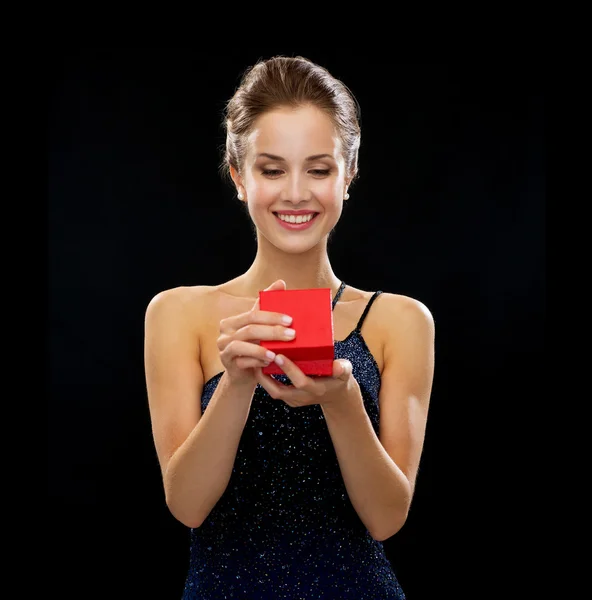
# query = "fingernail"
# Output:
<box><xmin>284</xmin><ymin>328</ymin><xmax>295</xmax><ymax>338</ymax></box>
<box><xmin>282</xmin><ymin>315</ymin><xmax>293</xmax><ymax>325</ymax></box>
<box><xmin>265</xmin><ymin>350</ymin><xmax>276</xmax><ymax>360</ymax></box>
<box><xmin>275</xmin><ymin>355</ymin><xmax>284</xmax><ymax>366</ymax></box>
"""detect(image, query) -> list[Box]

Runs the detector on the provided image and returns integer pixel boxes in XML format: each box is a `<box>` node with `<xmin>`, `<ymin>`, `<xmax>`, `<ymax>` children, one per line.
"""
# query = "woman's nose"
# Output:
<box><xmin>281</xmin><ymin>174</ymin><xmax>311</xmax><ymax>202</ymax></box>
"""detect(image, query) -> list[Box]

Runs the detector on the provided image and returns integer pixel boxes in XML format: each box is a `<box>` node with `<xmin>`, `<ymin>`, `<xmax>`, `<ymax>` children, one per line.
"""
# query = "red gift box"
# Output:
<box><xmin>259</xmin><ymin>287</ymin><xmax>335</xmax><ymax>376</ymax></box>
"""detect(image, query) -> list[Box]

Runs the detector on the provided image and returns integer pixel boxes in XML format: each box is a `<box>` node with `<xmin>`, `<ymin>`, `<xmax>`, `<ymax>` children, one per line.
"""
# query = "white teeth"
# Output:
<box><xmin>276</xmin><ymin>213</ymin><xmax>315</xmax><ymax>224</ymax></box>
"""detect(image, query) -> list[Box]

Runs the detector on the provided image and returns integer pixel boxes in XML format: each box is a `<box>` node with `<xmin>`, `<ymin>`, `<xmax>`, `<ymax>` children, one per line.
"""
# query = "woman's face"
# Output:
<box><xmin>236</xmin><ymin>104</ymin><xmax>349</xmax><ymax>254</ymax></box>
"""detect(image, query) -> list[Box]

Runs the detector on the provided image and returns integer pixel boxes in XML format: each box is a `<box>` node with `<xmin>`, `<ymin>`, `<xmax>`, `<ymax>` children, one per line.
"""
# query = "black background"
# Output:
<box><xmin>48</xmin><ymin>49</ymin><xmax>544</xmax><ymax>598</ymax></box>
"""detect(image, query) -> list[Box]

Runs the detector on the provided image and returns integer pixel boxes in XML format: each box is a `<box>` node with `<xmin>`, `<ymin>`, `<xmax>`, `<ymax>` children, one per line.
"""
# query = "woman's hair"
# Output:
<box><xmin>221</xmin><ymin>55</ymin><xmax>361</xmax><ymax>184</ymax></box>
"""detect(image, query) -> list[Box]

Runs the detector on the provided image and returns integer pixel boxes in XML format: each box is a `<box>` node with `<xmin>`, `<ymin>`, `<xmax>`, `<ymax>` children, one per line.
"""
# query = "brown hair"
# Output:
<box><xmin>221</xmin><ymin>55</ymin><xmax>361</xmax><ymax>184</ymax></box>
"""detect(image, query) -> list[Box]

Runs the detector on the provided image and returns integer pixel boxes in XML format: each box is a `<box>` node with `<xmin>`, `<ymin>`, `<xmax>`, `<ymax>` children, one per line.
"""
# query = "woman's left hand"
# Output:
<box><xmin>255</xmin><ymin>355</ymin><xmax>356</xmax><ymax>408</ymax></box>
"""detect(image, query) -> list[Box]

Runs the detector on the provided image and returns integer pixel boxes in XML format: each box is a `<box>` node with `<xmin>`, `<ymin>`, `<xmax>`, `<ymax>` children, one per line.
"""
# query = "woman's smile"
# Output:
<box><xmin>273</xmin><ymin>211</ymin><xmax>320</xmax><ymax>231</ymax></box>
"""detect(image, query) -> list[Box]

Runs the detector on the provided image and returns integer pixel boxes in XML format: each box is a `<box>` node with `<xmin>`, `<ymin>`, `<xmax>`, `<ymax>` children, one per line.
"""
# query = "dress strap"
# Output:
<box><xmin>332</xmin><ymin>281</ymin><xmax>346</xmax><ymax>310</ymax></box>
<box><xmin>355</xmin><ymin>291</ymin><xmax>383</xmax><ymax>331</ymax></box>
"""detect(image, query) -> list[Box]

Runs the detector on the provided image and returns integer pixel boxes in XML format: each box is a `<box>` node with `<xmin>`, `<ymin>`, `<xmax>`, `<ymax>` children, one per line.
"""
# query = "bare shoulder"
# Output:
<box><xmin>145</xmin><ymin>284</ymin><xmax>217</xmax><ymax>313</ymax></box>
<box><xmin>375</xmin><ymin>292</ymin><xmax>435</xmax><ymax>352</ymax></box>
<box><xmin>144</xmin><ymin>284</ymin><xmax>220</xmax><ymax>331</ymax></box>
<box><xmin>343</xmin><ymin>284</ymin><xmax>433</xmax><ymax>326</ymax></box>
<box><xmin>377</xmin><ymin>292</ymin><xmax>434</xmax><ymax>324</ymax></box>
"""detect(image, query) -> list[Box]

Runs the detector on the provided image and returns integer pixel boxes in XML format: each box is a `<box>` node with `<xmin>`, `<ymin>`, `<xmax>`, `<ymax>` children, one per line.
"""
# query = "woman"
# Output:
<box><xmin>144</xmin><ymin>55</ymin><xmax>435</xmax><ymax>599</ymax></box>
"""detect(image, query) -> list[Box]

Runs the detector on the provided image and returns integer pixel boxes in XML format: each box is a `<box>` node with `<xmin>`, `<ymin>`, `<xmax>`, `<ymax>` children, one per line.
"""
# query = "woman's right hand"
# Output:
<box><xmin>217</xmin><ymin>279</ymin><xmax>295</xmax><ymax>387</ymax></box>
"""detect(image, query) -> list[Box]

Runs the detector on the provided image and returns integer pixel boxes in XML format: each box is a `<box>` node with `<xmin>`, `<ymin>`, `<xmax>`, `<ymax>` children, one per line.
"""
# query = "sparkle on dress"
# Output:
<box><xmin>182</xmin><ymin>283</ymin><xmax>406</xmax><ymax>599</ymax></box>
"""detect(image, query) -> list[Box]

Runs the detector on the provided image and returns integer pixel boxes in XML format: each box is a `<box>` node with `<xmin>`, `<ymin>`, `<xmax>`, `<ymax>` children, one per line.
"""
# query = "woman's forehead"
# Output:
<box><xmin>247</xmin><ymin>106</ymin><xmax>341</xmax><ymax>161</ymax></box>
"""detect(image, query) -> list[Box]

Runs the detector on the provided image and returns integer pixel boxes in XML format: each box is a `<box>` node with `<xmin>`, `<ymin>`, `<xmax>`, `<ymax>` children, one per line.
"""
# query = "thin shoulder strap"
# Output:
<box><xmin>355</xmin><ymin>291</ymin><xmax>383</xmax><ymax>331</ymax></box>
<box><xmin>332</xmin><ymin>281</ymin><xmax>346</xmax><ymax>310</ymax></box>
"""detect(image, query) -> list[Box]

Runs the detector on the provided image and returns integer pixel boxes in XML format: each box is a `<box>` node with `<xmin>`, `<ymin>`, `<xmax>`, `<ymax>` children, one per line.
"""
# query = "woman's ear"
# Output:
<box><xmin>344</xmin><ymin>177</ymin><xmax>353</xmax><ymax>200</ymax></box>
<box><xmin>229</xmin><ymin>166</ymin><xmax>245</xmax><ymax>199</ymax></box>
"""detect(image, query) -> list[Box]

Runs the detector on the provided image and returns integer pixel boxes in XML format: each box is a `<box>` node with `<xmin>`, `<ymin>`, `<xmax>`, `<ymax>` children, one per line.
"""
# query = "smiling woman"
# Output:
<box><xmin>230</xmin><ymin>103</ymin><xmax>351</xmax><ymax>255</ymax></box>
<box><xmin>144</xmin><ymin>55</ymin><xmax>434</xmax><ymax>600</ymax></box>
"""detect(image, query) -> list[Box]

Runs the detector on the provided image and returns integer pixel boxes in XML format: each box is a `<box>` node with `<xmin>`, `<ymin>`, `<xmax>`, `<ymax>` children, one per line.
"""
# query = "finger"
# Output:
<box><xmin>235</xmin><ymin>322</ymin><xmax>296</xmax><ymax>344</ymax></box>
<box><xmin>333</xmin><ymin>359</ymin><xmax>353</xmax><ymax>381</ymax></box>
<box><xmin>235</xmin><ymin>356</ymin><xmax>271</xmax><ymax>370</ymax></box>
<box><xmin>221</xmin><ymin>279</ymin><xmax>290</xmax><ymax>337</ymax></box>
<box><xmin>223</xmin><ymin>309</ymin><xmax>293</xmax><ymax>338</ymax></box>
<box><xmin>273</xmin><ymin>354</ymin><xmax>322</xmax><ymax>395</ymax></box>
<box><xmin>221</xmin><ymin>339</ymin><xmax>276</xmax><ymax>363</ymax></box>
<box><xmin>256</xmin><ymin>369</ymin><xmax>291</xmax><ymax>400</ymax></box>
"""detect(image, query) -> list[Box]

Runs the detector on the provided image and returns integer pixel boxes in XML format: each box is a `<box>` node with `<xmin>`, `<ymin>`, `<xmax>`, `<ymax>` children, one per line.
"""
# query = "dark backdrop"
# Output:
<box><xmin>48</xmin><ymin>49</ymin><xmax>544</xmax><ymax>599</ymax></box>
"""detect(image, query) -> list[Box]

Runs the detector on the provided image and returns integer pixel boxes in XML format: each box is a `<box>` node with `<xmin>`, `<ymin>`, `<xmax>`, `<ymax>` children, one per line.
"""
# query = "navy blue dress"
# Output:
<box><xmin>182</xmin><ymin>283</ymin><xmax>406</xmax><ymax>599</ymax></box>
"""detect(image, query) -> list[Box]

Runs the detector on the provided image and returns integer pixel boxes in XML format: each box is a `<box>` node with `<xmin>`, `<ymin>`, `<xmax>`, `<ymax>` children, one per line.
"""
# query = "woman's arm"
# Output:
<box><xmin>144</xmin><ymin>288</ymin><xmax>256</xmax><ymax>528</ymax></box>
<box><xmin>321</xmin><ymin>294</ymin><xmax>435</xmax><ymax>541</ymax></box>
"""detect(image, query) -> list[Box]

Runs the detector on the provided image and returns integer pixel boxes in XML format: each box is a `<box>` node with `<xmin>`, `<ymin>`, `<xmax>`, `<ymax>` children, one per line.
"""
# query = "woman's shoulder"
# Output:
<box><xmin>342</xmin><ymin>284</ymin><xmax>433</xmax><ymax>337</ymax></box>
<box><xmin>345</xmin><ymin>284</ymin><xmax>431</xmax><ymax>314</ymax></box>
<box><xmin>338</xmin><ymin>284</ymin><xmax>432</xmax><ymax>331</ymax></box>
<box><xmin>369</xmin><ymin>290</ymin><xmax>435</xmax><ymax>357</ymax></box>
<box><xmin>377</xmin><ymin>289</ymin><xmax>431</xmax><ymax>310</ymax></box>
<box><xmin>147</xmin><ymin>283</ymin><xmax>221</xmax><ymax>304</ymax></box>
<box><xmin>374</xmin><ymin>290</ymin><xmax>434</xmax><ymax>326</ymax></box>
<box><xmin>145</xmin><ymin>279</ymin><xmax>250</xmax><ymax>328</ymax></box>
<box><xmin>144</xmin><ymin>284</ymin><xmax>228</xmax><ymax>334</ymax></box>
<box><xmin>145</xmin><ymin>284</ymin><xmax>216</xmax><ymax>314</ymax></box>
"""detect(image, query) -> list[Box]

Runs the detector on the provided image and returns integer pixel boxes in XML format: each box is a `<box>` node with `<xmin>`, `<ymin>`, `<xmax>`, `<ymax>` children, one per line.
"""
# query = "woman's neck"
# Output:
<box><xmin>238</xmin><ymin>241</ymin><xmax>342</xmax><ymax>298</ymax></box>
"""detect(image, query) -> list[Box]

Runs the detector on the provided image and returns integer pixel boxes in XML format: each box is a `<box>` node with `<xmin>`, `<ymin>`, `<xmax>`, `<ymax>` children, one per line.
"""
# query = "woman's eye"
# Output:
<box><xmin>261</xmin><ymin>168</ymin><xmax>330</xmax><ymax>177</ymax></box>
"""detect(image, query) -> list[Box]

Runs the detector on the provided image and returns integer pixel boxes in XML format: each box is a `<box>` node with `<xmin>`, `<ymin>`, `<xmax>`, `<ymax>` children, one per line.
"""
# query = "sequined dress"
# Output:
<box><xmin>182</xmin><ymin>283</ymin><xmax>406</xmax><ymax>599</ymax></box>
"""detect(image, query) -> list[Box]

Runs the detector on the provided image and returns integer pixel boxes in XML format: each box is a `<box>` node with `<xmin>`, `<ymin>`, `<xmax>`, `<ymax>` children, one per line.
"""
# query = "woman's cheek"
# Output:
<box><xmin>251</xmin><ymin>180</ymin><xmax>280</xmax><ymax>201</ymax></box>
<box><xmin>318</xmin><ymin>179</ymin><xmax>342</xmax><ymax>201</ymax></box>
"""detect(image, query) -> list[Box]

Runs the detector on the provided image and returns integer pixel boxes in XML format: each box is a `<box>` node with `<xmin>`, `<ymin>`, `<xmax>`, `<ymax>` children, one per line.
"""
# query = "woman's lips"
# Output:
<box><xmin>274</xmin><ymin>213</ymin><xmax>319</xmax><ymax>231</ymax></box>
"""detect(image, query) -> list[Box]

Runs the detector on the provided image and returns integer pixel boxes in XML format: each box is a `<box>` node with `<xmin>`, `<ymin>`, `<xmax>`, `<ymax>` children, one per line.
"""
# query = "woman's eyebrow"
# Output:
<box><xmin>256</xmin><ymin>153</ymin><xmax>334</xmax><ymax>162</ymax></box>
